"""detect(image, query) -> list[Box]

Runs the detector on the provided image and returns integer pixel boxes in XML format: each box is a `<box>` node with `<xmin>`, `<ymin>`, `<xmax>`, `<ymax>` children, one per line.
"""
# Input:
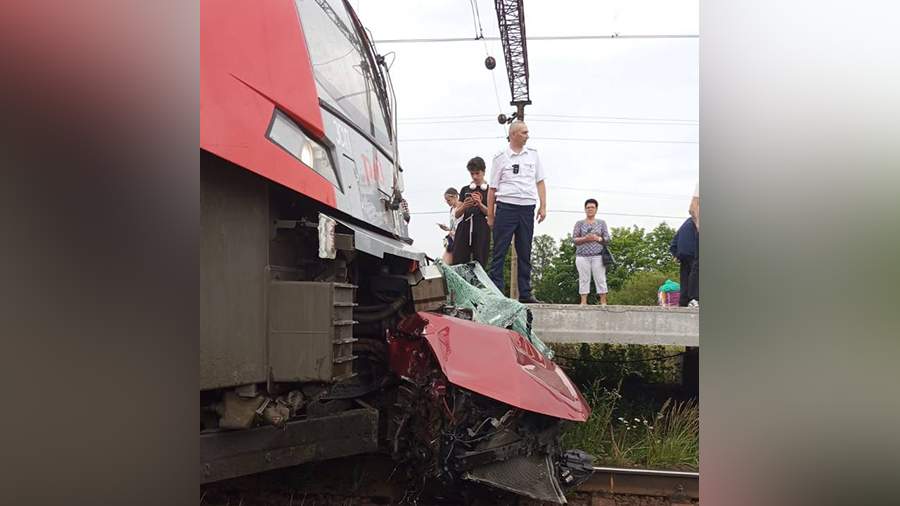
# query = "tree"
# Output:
<box><xmin>644</xmin><ymin>223</ymin><xmax>679</xmax><ymax>274</ymax></box>
<box><xmin>531</xmin><ymin>234</ymin><xmax>557</xmax><ymax>286</ymax></box>
<box><xmin>605</xmin><ymin>224</ymin><xmax>678</xmax><ymax>291</ymax></box>
<box><xmin>604</xmin><ymin>225</ymin><xmax>649</xmax><ymax>291</ymax></box>
<box><xmin>534</xmin><ymin>223</ymin><xmax>679</xmax><ymax>304</ymax></box>
<box><xmin>534</xmin><ymin>234</ymin><xmax>579</xmax><ymax>303</ymax></box>
<box><xmin>484</xmin><ymin>234</ymin><xmax>558</xmax><ymax>298</ymax></box>
<box><xmin>607</xmin><ymin>270</ymin><xmax>673</xmax><ymax>306</ymax></box>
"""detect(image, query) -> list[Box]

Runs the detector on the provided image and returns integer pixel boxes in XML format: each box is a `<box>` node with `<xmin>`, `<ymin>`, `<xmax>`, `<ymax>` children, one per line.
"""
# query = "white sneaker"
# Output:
<box><xmin>688</xmin><ymin>299</ymin><xmax>699</xmax><ymax>308</ymax></box>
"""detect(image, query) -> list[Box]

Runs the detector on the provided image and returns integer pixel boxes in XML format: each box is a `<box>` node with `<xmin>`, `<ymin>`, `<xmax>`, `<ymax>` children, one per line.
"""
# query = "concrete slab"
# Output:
<box><xmin>528</xmin><ymin>304</ymin><xmax>699</xmax><ymax>347</ymax></box>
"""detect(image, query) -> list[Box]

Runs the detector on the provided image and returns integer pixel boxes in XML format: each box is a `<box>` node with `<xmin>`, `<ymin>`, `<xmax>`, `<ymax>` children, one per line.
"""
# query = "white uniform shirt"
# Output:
<box><xmin>489</xmin><ymin>146</ymin><xmax>545</xmax><ymax>206</ymax></box>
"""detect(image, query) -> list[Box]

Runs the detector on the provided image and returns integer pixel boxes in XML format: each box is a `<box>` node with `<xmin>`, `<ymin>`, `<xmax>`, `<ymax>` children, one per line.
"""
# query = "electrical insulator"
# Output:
<box><xmin>497</xmin><ymin>113</ymin><xmax>508</xmax><ymax>124</ymax></box>
<box><xmin>484</xmin><ymin>56</ymin><xmax>496</xmax><ymax>70</ymax></box>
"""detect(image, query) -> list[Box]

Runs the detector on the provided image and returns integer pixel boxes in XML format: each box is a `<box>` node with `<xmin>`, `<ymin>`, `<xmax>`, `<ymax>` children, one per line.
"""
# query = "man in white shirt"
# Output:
<box><xmin>486</xmin><ymin>121</ymin><xmax>547</xmax><ymax>303</ymax></box>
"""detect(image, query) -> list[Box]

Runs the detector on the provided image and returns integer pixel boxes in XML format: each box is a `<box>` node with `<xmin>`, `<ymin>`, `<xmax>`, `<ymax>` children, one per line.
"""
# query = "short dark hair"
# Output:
<box><xmin>445</xmin><ymin>187</ymin><xmax>459</xmax><ymax>197</ymax></box>
<box><xmin>584</xmin><ymin>198</ymin><xmax>598</xmax><ymax>208</ymax></box>
<box><xmin>466</xmin><ymin>156</ymin><xmax>486</xmax><ymax>172</ymax></box>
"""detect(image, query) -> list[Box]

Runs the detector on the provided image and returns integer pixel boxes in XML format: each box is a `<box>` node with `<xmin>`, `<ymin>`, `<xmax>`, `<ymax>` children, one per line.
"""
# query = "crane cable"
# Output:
<box><xmin>468</xmin><ymin>0</ymin><xmax>506</xmax><ymax>134</ymax></box>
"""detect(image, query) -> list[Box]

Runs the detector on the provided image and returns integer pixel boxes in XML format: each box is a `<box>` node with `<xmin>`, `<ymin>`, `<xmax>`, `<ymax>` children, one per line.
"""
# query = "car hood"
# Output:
<box><xmin>417</xmin><ymin>312</ymin><xmax>590</xmax><ymax>422</ymax></box>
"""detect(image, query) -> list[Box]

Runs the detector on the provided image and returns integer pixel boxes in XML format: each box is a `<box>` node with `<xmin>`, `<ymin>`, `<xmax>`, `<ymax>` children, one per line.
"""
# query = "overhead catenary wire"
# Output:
<box><xmin>374</xmin><ymin>34</ymin><xmax>699</xmax><ymax>44</ymax></box>
<box><xmin>549</xmin><ymin>186</ymin><xmax>687</xmax><ymax>200</ymax></box>
<box><xmin>400</xmin><ymin>113</ymin><xmax>493</xmax><ymax>120</ymax></box>
<box><xmin>404</xmin><ymin>184</ymin><xmax>686</xmax><ymax>200</ymax></box>
<box><xmin>399</xmin><ymin>117</ymin><xmax>698</xmax><ymax>127</ymax></box>
<box><xmin>408</xmin><ymin>210</ymin><xmax>686</xmax><ymax>219</ymax></box>
<box><xmin>399</xmin><ymin>136</ymin><xmax>698</xmax><ymax>145</ymax></box>
<box><xmin>399</xmin><ymin>113</ymin><xmax>697</xmax><ymax>123</ymax></box>
<box><xmin>531</xmin><ymin>113</ymin><xmax>696</xmax><ymax>123</ymax></box>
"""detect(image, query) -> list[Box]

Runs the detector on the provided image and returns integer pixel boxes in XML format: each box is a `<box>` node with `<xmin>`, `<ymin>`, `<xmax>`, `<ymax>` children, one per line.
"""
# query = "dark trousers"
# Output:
<box><xmin>688</xmin><ymin>254</ymin><xmax>699</xmax><ymax>301</ymax></box>
<box><xmin>678</xmin><ymin>255</ymin><xmax>695</xmax><ymax>307</ymax></box>
<box><xmin>489</xmin><ymin>202</ymin><xmax>535</xmax><ymax>298</ymax></box>
<box><xmin>452</xmin><ymin>215</ymin><xmax>490</xmax><ymax>268</ymax></box>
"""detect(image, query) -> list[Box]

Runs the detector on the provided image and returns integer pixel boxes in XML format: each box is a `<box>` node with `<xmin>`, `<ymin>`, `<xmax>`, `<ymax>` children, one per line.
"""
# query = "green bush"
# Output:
<box><xmin>534</xmin><ymin>236</ymin><xmax>580</xmax><ymax>303</ymax></box>
<box><xmin>550</xmin><ymin>343</ymin><xmax>683</xmax><ymax>388</ymax></box>
<box><xmin>607</xmin><ymin>270</ymin><xmax>677</xmax><ymax>306</ymax></box>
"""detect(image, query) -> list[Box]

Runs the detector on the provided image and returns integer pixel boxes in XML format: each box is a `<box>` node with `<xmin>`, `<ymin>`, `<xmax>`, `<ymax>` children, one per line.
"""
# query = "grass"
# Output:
<box><xmin>561</xmin><ymin>381</ymin><xmax>699</xmax><ymax>471</ymax></box>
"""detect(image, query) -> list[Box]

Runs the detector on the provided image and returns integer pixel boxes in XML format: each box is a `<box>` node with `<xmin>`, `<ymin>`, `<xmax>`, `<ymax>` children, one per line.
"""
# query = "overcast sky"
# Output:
<box><xmin>354</xmin><ymin>0</ymin><xmax>698</xmax><ymax>257</ymax></box>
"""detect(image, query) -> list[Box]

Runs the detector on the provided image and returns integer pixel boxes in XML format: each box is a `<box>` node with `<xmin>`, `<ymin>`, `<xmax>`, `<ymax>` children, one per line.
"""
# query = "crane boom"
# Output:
<box><xmin>493</xmin><ymin>0</ymin><xmax>531</xmax><ymax>119</ymax></box>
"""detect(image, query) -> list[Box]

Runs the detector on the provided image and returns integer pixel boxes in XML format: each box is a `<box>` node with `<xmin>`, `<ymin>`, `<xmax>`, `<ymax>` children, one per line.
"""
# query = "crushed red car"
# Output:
<box><xmin>380</xmin><ymin>263</ymin><xmax>594</xmax><ymax>503</ymax></box>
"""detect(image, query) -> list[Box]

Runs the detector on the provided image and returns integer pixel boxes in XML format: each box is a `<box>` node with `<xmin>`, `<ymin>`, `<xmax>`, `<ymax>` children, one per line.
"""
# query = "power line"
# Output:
<box><xmin>400</xmin><ymin>113</ymin><xmax>697</xmax><ymax>123</ymax></box>
<box><xmin>404</xmin><ymin>185</ymin><xmax>687</xmax><ymax>200</ymax></box>
<box><xmin>409</xmin><ymin>210</ymin><xmax>685</xmax><ymax>219</ymax></box>
<box><xmin>550</xmin><ymin>186</ymin><xmax>687</xmax><ymax>200</ymax></box>
<box><xmin>400</xmin><ymin>117</ymin><xmax>698</xmax><ymax>127</ymax></box>
<box><xmin>531</xmin><ymin>113</ymin><xmax>697</xmax><ymax>123</ymax></box>
<box><xmin>400</xmin><ymin>114</ymin><xmax>493</xmax><ymax>120</ymax></box>
<box><xmin>375</xmin><ymin>34</ymin><xmax>699</xmax><ymax>44</ymax></box>
<box><xmin>542</xmin><ymin>210</ymin><xmax>684</xmax><ymax>218</ymax></box>
<box><xmin>400</xmin><ymin>136</ymin><xmax>698</xmax><ymax>145</ymax></box>
<box><xmin>399</xmin><ymin>136</ymin><xmax>506</xmax><ymax>142</ymax></box>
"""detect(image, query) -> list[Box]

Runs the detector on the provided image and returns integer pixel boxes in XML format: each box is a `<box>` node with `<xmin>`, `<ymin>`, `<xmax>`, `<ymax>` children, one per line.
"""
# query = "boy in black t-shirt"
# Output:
<box><xmin>452</xmin><ymin>157</ymin><xmax>491</xmax><ymax>267</ymax></box>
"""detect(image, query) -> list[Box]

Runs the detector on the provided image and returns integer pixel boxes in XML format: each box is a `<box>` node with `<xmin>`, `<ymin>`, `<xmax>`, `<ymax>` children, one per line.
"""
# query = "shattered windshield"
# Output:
<box><xmin>438</xmin><ymin>262</ymin><xmax>554</xmax><ymax>359</ymax></box>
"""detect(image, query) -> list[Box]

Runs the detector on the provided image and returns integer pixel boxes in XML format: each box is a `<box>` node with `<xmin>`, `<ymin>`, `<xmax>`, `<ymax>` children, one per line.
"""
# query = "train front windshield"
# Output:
<box><xmin>294</xmin><ymin>0</ymin><xmax>393</xmax><ymax>152</ymax></box>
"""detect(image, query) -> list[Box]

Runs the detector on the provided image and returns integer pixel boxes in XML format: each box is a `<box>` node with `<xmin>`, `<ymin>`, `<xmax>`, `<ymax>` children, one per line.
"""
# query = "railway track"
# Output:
<box><xmin>201</xmin><ymin>458</ymin><xmax>699</xmax><ymax>505</ymax></box>
<box><xmin>578</xmin><ymin>466</ymin><xmax>699</xmax><ymax>502</ymax></box>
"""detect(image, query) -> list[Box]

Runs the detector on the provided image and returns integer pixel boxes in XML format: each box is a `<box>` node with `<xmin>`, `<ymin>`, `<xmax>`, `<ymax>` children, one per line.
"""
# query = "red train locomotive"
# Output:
<box><xmin>200</xmin><ymin>1</ymin><xmax>591</xmax><ymax>502</ymax></box>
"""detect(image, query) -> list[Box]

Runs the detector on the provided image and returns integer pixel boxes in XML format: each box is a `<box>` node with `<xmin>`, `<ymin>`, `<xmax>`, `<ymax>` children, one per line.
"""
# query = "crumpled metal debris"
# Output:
<box><xmin>436</xmin><ymin>261</ymin><xmax>554</xmax><ymax>359</ymax></box>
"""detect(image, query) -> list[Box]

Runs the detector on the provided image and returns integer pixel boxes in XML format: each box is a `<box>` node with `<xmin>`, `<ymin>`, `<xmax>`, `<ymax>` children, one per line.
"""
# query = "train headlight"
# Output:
<box><xmin>268</xmin><ymin>109</ymin><xmax>342</xmax><ymax>190</ymax></box>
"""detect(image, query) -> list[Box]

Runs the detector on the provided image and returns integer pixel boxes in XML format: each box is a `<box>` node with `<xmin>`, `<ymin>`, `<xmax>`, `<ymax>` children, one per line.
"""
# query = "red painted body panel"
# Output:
<box><xmin>414</xmin><ymin>313</ymin><xmax>590</xmax><ymax>422</ymax></box>
<box><xmin>200</xmin><ymin>0</ymin><xmax>335</xmax><ymax>207</ymax></box>
<box><xmin>387</xmin><ymin>334</ymin><xmax>421</xmax><ymax>379</ymax></box>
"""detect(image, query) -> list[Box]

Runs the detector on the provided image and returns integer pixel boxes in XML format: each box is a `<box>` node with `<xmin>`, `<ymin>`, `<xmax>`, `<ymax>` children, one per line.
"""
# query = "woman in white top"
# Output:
<box><xmin>437</xmin><ymin>187</ymin><xmax>459</xmax><ymax>264</ymax></box>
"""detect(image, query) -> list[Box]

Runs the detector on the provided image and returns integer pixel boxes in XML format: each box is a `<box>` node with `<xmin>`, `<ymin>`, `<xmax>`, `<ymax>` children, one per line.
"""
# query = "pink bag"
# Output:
<box><xmin>658</xmin><ymin>290</ymin><xmax>680</xmax><ymax>307</ymax></box>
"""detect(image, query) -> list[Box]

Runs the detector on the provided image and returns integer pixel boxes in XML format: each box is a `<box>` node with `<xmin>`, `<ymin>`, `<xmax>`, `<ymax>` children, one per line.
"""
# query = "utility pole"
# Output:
<box><xmin>493</xmin><ymin>0</ymin><xmax>531</xmax><ymax>300</ymax></box>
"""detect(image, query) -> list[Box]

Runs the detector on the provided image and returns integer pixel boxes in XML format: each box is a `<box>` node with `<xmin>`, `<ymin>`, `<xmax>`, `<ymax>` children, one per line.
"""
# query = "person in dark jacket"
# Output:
<box><xmin>670</xmin><ymin>217</ymin><xmax>699</xmax><ymax>307</ymax></box>
<box><xmin>452</xmin><ymin>157</ymin><xmax>491</xmax><ymax>267</ymax></box>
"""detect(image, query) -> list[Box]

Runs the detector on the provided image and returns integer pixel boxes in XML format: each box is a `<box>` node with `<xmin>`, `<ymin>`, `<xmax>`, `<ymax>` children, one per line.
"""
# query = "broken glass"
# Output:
<box><xmin>437</xmin><ymin>261</ymin><xmax>554</xmax><ymax>359</ymax></box>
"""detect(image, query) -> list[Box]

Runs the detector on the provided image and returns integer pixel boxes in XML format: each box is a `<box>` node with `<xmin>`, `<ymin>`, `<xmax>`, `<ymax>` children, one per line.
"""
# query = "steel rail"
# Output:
<box><xmin>579</xmin><ymin>466</ymin><xmax>699</xmax><ymax>500</ymax></box>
